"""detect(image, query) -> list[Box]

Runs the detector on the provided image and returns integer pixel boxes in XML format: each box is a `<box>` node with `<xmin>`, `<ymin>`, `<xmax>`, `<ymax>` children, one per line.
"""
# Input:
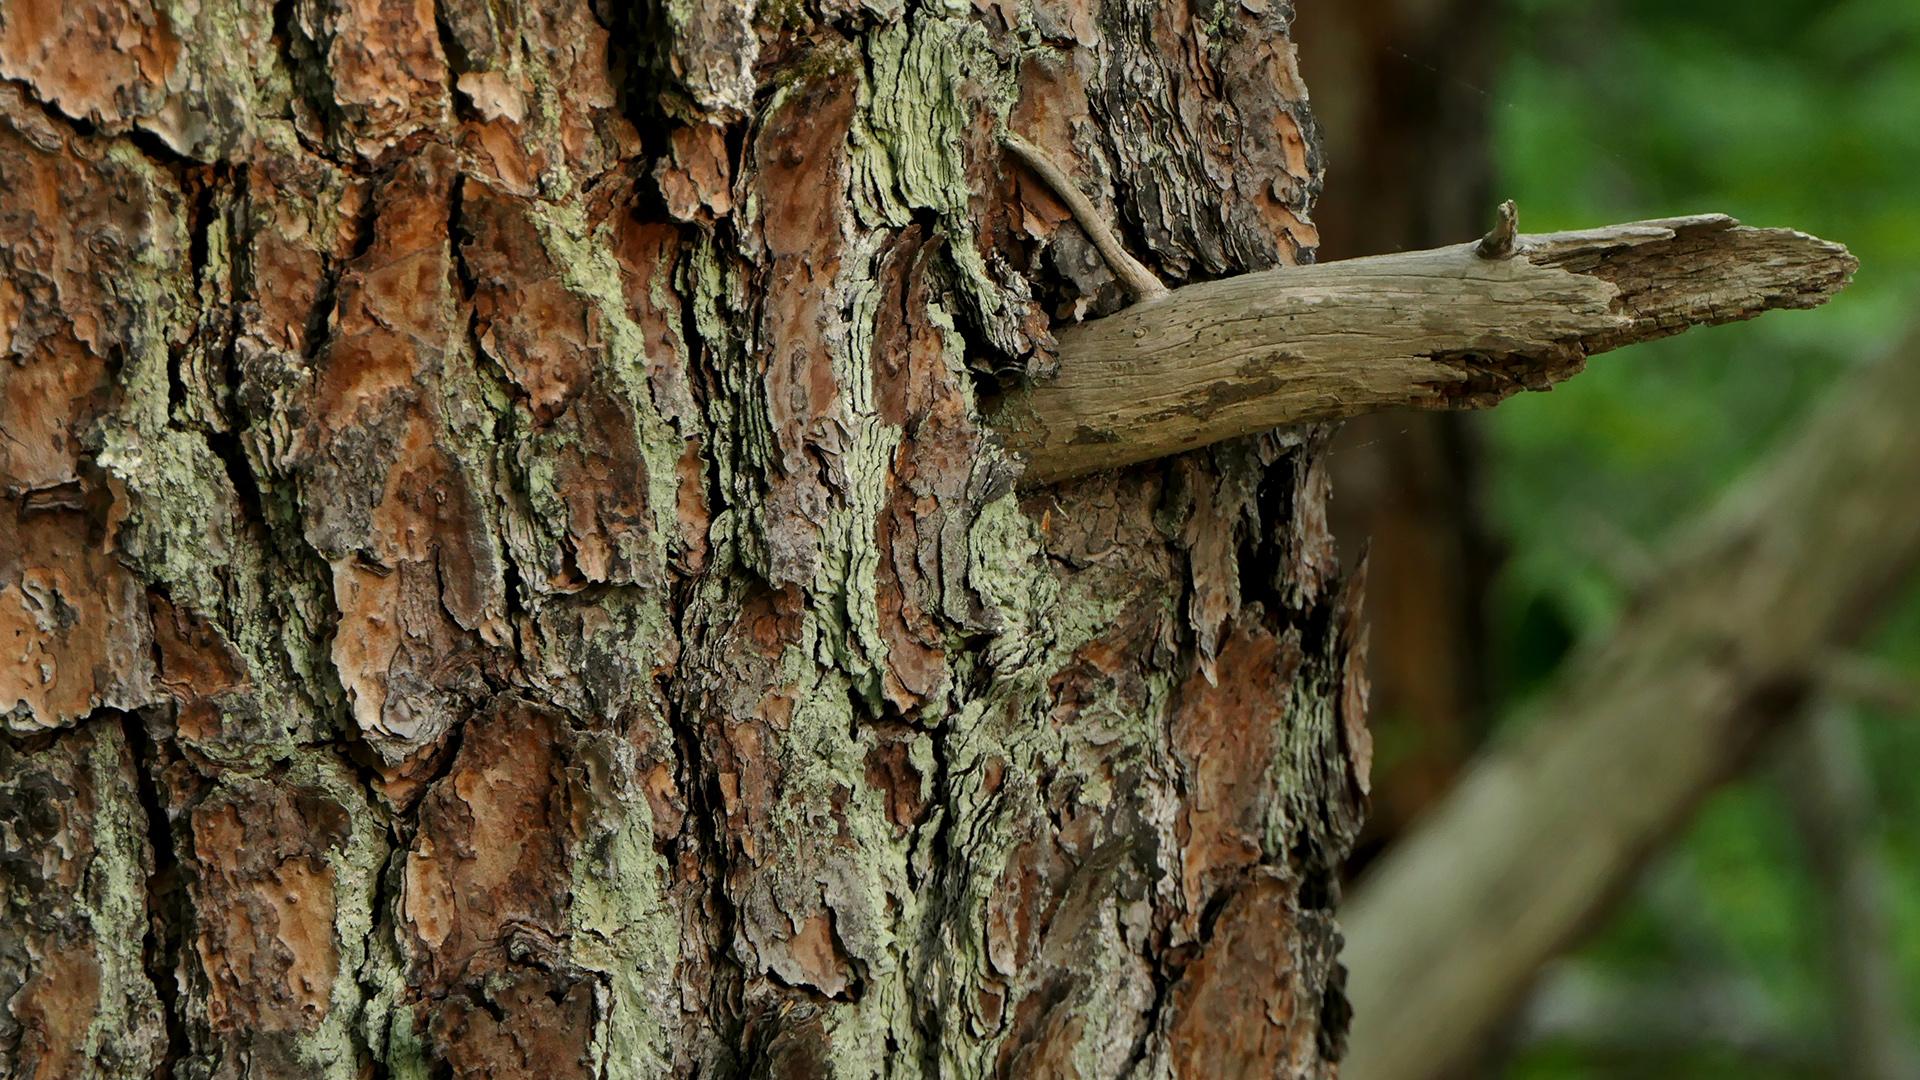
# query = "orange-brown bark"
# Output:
<box><xmin>0</xmin><ymin>2</ymin><xmax>1365</xmax><ymax>1076</ymax></box>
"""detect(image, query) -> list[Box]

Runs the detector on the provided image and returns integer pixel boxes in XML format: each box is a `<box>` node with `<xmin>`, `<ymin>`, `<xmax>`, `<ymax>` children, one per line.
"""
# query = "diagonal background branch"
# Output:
<box><xmin>995</xmin><ymin>214</ymin><xmax>1855</xmax><ymax>484</ymax></box>
<box><xmin>1336</xmin><ymin>326</ymin><xmax>1920</xmax><ymax>1080</ymax></box>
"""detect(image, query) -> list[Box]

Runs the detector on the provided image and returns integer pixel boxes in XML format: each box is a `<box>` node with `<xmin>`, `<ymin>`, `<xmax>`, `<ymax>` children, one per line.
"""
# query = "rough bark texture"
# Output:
<box><xmin>1339</xmin><ymin>334</ymin><xmax>1920</xmax><ymax>1080</ymax></box>
<box><xmin>996</xmin><ymin>215</ymin><xmax>1856</xmax><ymax>483</ymax></box>
<box><xmin>0</xmin><ymin>2</ymin><xmax>1365</xmax><ymax>1077</ymax></box>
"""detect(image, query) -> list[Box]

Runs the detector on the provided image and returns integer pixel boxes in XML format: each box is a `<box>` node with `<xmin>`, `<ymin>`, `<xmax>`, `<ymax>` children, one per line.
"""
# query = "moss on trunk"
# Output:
<box><xmin>0</xmin><ymin>1</ymin><xmax>1364</xmax><ymax>1075</ymax></box>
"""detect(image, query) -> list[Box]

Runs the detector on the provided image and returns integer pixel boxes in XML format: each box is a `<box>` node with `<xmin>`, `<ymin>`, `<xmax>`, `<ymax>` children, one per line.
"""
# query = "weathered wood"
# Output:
<box><xmin>996</xmin><ymin>214</ymin><xmax>1856</xmax><ymax>484</ymax></box>
<box><xmin>1338</xmin><ymin>331</ymin><xmax>1920</xmax><ymax>1080</ymax></box>
<box><xmin>1474</xmin><ymin>199</ymin><xmax>1519</xmax><ymax>259</ymax></box>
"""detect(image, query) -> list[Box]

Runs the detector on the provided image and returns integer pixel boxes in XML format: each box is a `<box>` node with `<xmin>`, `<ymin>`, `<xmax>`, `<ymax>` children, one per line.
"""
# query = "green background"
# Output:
<box><xmin>1484</xmin><ymin>0</ymin><xmax>1920</xmax><ymax>1074</ymax></box>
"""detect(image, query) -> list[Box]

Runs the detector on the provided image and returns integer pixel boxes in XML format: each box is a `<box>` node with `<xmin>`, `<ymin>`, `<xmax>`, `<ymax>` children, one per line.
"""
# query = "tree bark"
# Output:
<box><xmin>0</xmin><ymin>3</ymin><xmax>1366</xmax><ymax>1078</ymax></box>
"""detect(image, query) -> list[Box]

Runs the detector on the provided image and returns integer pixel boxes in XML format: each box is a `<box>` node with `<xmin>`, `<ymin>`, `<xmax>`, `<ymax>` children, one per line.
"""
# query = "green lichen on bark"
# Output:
<box><xmin>260</xmin><ymin>757</ymin><xmax>393</xmax><ymax>1079</ymax></box>
<box><xmin>851</xmin><ymin>11</ymin><xmax>1037</xmax><ymax>361</ymax></box>
<box><xmin>77</xmin><ymin>722</ymin><xmax>171</xmax><ymax>1076</ymax></box>
<box><xmin>0</xmin><ymin>721</ymin><xmax>167</xmax><ymax>1077</ymax></box>
<box><xmin>2</xmin><ymin>0</ymin><xmax>1358</xmax><ymax>1074</ymax></box>
<box><xmin>566</xmin><ymin>729</ymin><xmax>682</xmax><ymax>1079</ymax></box>
<box><xmin>521</xmin><ymin>197</ymin><xmax>690</xmax><ymax>573</ymax></box>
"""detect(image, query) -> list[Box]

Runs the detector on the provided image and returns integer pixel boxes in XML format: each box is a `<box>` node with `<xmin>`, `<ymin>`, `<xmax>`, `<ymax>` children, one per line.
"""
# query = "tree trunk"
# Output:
<box><xmin>1295</xmin><ymin>0</ymin><xmax>1502</xmax><ymax>864</ymax></box>
<box><xmin>0</xmin><ymin>3</ymin><xmax>1367</xmax><ymax>1078</ymax></box>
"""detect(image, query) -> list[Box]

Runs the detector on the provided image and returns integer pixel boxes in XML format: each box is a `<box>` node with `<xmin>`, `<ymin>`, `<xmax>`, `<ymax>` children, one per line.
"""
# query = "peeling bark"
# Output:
<box><xmin>1</xmin><ymin>1</ymin><xmax>1364</xmax><ymax>1076</ymax></box>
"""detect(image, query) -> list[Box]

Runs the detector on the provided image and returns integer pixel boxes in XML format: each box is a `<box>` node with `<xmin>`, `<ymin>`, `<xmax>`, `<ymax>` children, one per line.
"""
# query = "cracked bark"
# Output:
<box><xmin>2</xmin><ymin>2</ymin><xmax>1363</xmax><ymax>1077</ymax></box>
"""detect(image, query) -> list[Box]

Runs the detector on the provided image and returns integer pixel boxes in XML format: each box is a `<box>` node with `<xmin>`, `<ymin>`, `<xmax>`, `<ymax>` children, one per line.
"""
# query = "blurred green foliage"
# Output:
<box><xmin>1480</xmin><ymin>0</ymin><xmax>1920</xmax><ymax>1074</ymax></box>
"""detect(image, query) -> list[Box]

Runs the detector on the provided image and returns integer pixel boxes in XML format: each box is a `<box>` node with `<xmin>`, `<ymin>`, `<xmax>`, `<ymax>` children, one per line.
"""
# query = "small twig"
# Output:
<box><xmin>1000</xmin><ymin>131</ymin><xmax>1169</xmax><ymax>303</ymax></box>
<box><xmin>1476</xmin><ymin>199</ymin><xmax>1519</xmax><ymax>259</ymax></box>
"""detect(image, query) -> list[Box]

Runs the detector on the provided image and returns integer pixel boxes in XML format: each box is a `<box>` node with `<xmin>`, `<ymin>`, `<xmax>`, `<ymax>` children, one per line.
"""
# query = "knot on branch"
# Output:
<box><xmin>1475</xmin><ymin>200</ymin><xmax>1519</xmax><ymax>260</ymax></box>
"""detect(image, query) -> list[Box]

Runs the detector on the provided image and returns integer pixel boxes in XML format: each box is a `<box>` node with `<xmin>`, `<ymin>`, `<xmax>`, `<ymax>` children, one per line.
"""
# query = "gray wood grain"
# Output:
<box><xmin>996</xmin><ymin>214</ymin><xmax>1856</xmax><ymax>484</ymax></box>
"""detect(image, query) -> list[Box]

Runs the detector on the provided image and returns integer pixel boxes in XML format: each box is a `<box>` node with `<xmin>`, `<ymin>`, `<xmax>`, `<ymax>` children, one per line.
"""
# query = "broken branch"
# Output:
<box><xmin>994</xmin><ymin>213</ymin><xmax>1856</xmax><ymax>484</ymax></box>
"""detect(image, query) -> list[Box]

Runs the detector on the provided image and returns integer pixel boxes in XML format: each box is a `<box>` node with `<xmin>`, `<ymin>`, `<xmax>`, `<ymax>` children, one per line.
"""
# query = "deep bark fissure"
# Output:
<box><xmin>3</xmin><ymin>3</ymin><xmax>1369</xmax><ymax>1075</ymax></box>
<box><xmin>206</xmin><ymin>168</ymin><xmax>275</xmax><ymax>531</ymax></box>
<box><xmin>122</xmin><ymin>711</ymin><xmax>193</xmax><ymax>1076</ymax></box>
<box><xmin>664</xmin><ymin>672</ymin><xmax>748</xmax><ymax>1058</ymax></box>
<box><xmin>269</xmin><ymin>0</ymin><xmax>333</xmax><ymax>149</ymax></box>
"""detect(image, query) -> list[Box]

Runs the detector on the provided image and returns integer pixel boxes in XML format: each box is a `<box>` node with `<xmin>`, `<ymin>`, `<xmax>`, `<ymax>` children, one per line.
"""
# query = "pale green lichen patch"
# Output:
<box><xmin>809</xmin><ymin>232</ymin><xmax>908</xmax><ymax>706</ymax></box>
<box><xmin>852</xmin><ymin>17</ymin><xmax>1005</xmax><ymax>225</ymax></box>
<box><xmin>567</xmin><ymin>730</ymin><xmax>682</xmax><ymax>1080</ymax></box>
<box><xmin>526</xmin><ymin>197</ymin><xmax>690</xmax><ymax>569</ymax></box>
<box><xmin>0</xmin><ymin>722</ymin><xmax>166</xmax><ymax>1076</ymax></box>
<box><xmin>90</xmin><ymin>142</ymin><xmax>339</xmax><ymax>761</ymax></box>
<box><xmin>287</xmin><ymin>756</ymin><xmax>394</xmax><ymax>1079</ymax></box>
<box><xmin>77</xmin><ymin>722</ymin><xmax>170</xmax><ymax>1075</ymax></box>
<box><xmin>153</xmin><ymin>0</ymin><xmax>302</xmax><ymax>159</ymax></box>
<box><xmin>851</xmin><ymin>13</ymin><xmax>1034</xmax><ymax>358</ymax></box>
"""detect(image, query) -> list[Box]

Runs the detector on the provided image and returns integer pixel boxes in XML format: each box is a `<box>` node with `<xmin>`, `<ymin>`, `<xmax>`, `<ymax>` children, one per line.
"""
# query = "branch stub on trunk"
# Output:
<box><xmin>996</xmin><ymin>213</ymin><xmax>1856</xmax><ymax>485</ymax></box>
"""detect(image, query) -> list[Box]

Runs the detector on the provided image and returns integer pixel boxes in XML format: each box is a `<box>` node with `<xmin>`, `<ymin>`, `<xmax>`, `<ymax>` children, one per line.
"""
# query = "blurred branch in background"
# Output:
<box><xmin>1515</xmin><ymin>961</ymin><xmax>1817</xmax><ymax>1069</ymax></box>
<box><xmin>1505</xmin><ymin>691</ymin><xmax>1912</xmax><ymax>1068</ymax></box>
<box><xmin>1503</xmin><ymin>696</ymin><xmax>1919</xmax><ymax>1077</ymax></box>
<box><xmin>1815</xmin><ymin>651</ymin><xmax>1920</xmax><ymax>716</ymax></box>
<box><xmin>1339</xmin><ymin>330</ymin><xmax>1920</xmax><ymax>1080</ymax></box>
<box><xmin>1295</xmin><ymin>0</ymin><xmax>1504</xmax><ymax>872</ymax></box>
<box><xmin>1780</xmin><ymin>701</ymin><xmax>1920</xmax><ymax>1080</ymax></box>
